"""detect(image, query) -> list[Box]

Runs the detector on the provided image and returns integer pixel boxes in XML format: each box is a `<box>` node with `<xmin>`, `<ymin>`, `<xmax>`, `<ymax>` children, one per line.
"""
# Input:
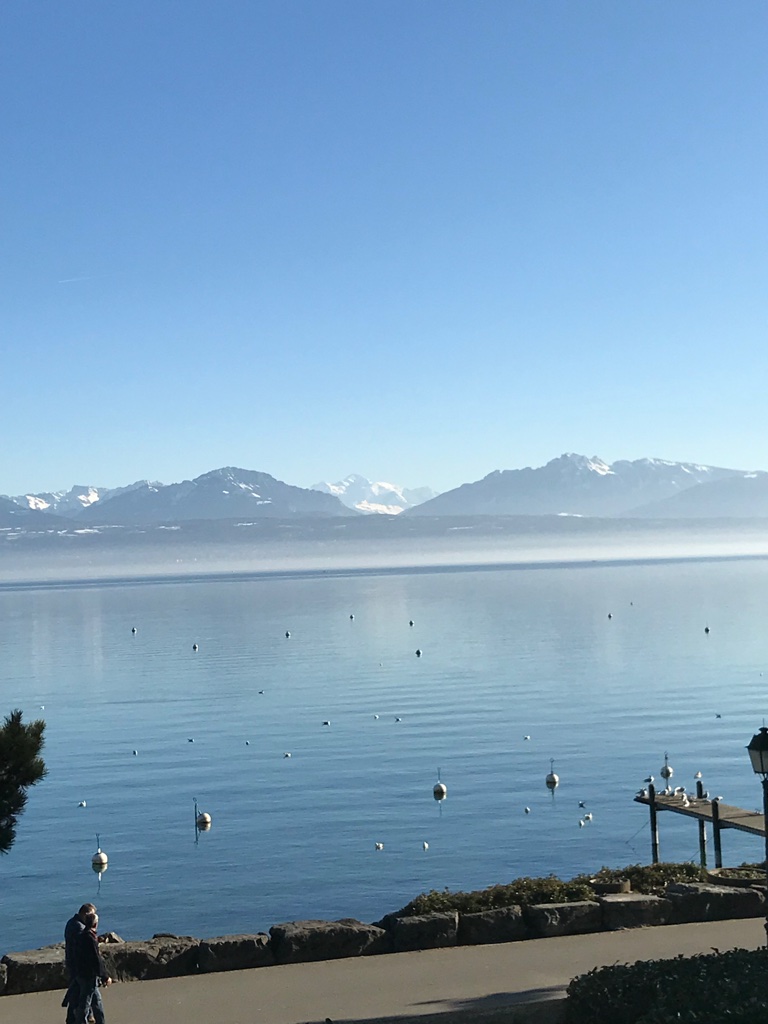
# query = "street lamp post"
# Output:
<box><xmin>746</xmin><ymin>726</ymin><xmax>768</xmax><ymax>946</ymax></box>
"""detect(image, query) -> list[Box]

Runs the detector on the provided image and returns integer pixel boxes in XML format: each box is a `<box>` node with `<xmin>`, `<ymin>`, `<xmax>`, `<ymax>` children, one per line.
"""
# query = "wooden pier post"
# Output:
<box><xmin>696</xmin><ymin>780</ymin><xmax>707</xmax><ymax>868</ymax></box>
<box><xmin>648</xmin><ymin>782</ymin><xmax>660</xmax><ymax>864</ymax></box>
<box><xmin>711</xmin><ymin>797</ymin><xmax>723</xmax><ymax>869</ymax></box>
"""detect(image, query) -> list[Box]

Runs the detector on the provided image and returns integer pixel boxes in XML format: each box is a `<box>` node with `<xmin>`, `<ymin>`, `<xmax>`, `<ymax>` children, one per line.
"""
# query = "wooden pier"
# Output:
<box><xmin>634</xmin><ymin>782</ymin><xmax>766</xmax><ymax>868</ymax></box>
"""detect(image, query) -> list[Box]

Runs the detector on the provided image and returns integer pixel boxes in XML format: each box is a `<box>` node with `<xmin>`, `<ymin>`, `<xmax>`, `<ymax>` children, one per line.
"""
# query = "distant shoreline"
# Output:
<box><xmin>2</xmin><ymin>546</ymin><xmax>768</xmax><ymax>593</ymax></box>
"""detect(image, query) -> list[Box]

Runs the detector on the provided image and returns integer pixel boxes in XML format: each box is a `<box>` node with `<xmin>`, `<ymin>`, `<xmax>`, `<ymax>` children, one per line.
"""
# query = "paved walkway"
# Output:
<box><xmin>4</xmin><ymin>918</ymin><xmax>766</xmax><ymax>1024</ymax></box>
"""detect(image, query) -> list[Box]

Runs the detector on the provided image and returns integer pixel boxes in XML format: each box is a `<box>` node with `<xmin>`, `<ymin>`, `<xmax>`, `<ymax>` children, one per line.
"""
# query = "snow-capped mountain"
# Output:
<box><xmin>7</xmin><ymin>481</ymin><xmax>156</xmax><ymax>518</ymax></box>
<box><xmin>76</xmin><ymin>467</ymin><xmax>354</xmax><ymax>524</ymax></box>
<box><xmin>406</xmin><ymin>454</ymin><xmax>745</xmax><ymax>518</ymax></box>
<box><xmin>311</xmin><ymin>474</ymin><xmax>438</xmax><ymax>514</ymax></box>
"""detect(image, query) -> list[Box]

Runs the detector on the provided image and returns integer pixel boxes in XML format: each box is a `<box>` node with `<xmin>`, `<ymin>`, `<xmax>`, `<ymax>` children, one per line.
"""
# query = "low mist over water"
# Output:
<box><xmin>3</xmin><ymin>516</ymin><xmax>768</xmax><ymax>584</ymax></box>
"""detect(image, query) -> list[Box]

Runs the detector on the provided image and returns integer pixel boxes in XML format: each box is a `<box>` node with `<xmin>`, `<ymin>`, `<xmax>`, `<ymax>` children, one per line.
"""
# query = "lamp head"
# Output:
<box><xmin>746</xmin><ymin>727</ymin><xmax>768</xmax><ymax>778</ymax></box>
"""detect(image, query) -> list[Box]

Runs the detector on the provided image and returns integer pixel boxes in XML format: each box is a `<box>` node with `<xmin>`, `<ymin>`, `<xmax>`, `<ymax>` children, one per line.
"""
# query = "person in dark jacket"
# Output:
<box><xmin>72</xmin><ymin>911</ymin><xmax>111</xmax><ymax>1024</ymax></box>
<box><xmin>62</xmin><ymin>903</ymin><xmax>97</xmax><ymax>1024</ymax></box>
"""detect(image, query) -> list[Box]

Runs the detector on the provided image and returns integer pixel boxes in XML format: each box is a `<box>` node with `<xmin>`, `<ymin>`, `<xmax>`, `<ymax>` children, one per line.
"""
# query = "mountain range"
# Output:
<box><xmin>3</xmin><ymin>455</ymin><xmax>768</xmax><ymax>529</ymax></box>
<box><xmin>407</xmin><ymin>454</ymin><xmax>768</xmax><ymax>518</ymax></box>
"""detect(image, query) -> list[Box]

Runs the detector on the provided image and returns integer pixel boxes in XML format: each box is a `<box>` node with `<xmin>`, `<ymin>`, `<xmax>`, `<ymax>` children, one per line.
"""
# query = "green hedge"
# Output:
<box><xmin>394</xmin><ymin>862</ymin><xmax>707</xmax><ymax>917</ymax></box>
<box><xmin>565</xmin><ymin>947</ymin><xmax>768</xmax><ymax>1024</ymax></box>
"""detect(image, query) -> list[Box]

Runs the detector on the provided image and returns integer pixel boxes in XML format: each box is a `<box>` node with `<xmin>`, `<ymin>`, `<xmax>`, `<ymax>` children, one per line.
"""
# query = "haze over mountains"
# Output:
<box><xmin>3</xmin><ymin>455</ymin><xmax>768</xmax><ymax>531</ymax></box>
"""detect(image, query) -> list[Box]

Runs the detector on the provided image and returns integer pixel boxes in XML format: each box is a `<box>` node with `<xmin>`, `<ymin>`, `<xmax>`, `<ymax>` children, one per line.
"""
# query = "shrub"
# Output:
<box><xmin>394</xmin><ymin>861</ymin><xmax>708</xmax><ymax>917</ymax></box>
<box><xmin>565</xmin><ymin>947</ymin><xmax>768</xmax><ymax>1024</ymax></box>
<box><xmin>572</xmin><ymin>861</ymin><xmax>707</xmax><ymax>896</ymax></box>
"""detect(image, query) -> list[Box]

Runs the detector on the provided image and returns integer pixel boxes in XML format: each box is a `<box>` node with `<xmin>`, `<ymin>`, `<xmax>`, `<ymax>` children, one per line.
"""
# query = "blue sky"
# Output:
<box><xmin>2</xmin><ymin>1</ymin><xmax>766</xmax><ymax>494</ymax></box>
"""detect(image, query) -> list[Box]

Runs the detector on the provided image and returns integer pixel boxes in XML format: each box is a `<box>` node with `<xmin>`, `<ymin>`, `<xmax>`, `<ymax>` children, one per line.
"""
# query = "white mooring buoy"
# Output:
<box><xmin>92</xmin><ymin>834</ymin><xmax>108</xmax><ymax>876</ymax></box>
<box><xmin>433</xmin><ymin>767</ymin><xmax>447</xmax><ymax>802</ymax></box>
<box><xmin>660</xmin><ymin>752</ymin><xmax>674</xmax><ymax>782</ymax></box>
<box><xmin>546</xmin><ymin>758</ymin><xmax>560</xmax><ymax>790</ymax></box>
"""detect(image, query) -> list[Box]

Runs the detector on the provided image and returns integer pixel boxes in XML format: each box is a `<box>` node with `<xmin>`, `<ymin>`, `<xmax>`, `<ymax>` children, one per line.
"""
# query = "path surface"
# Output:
<box><xmin>4</xmin><ymin>918</ymin><xmax>766</xmax><ymax>1024</ymax></box>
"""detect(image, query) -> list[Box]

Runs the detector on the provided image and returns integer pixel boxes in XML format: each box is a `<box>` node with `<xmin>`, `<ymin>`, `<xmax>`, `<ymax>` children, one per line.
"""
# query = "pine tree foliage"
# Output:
<box><xmin>0</xmin><ymin>709</ymin><xmax>47</xmax><ymax>854</ymax></box>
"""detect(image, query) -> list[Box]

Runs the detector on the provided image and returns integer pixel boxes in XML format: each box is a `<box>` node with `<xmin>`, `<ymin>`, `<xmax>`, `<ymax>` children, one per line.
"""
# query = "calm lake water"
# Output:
<box><xmin>3</xmin><ymin>556</ymin><xmax>768</xmax><ymax>953</ymax></box>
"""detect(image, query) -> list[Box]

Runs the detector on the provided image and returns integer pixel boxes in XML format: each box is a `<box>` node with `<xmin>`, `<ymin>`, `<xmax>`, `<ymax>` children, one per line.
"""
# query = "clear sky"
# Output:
<box><xmin>2</xmin><ymin>1</ymin><xmax>766</xmax><ymax>495</ymax></box>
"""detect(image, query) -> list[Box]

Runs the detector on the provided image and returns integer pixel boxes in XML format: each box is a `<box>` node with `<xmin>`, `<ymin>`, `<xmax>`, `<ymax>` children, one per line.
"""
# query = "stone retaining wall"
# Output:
<box><xmin>2</xmin><ymin>882</ymin><xmax>765</xmax><ymax>997</ymax></box>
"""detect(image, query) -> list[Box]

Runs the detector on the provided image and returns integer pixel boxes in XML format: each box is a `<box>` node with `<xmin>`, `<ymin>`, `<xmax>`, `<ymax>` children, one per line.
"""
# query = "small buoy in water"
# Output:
<box><xmin>433</xmin><ymin>782</ymin><xmax>447</xmax><ymax>801</ymax></box>
<box><xmin>704</xmin><ymin>626</ymin><xmax>710</xmax><ymax>634</ymax></box>
<box><xmin>192</xmin><ymin>643</ymin><xmax>198</xmax><ymax>651</ymax></box>
<box><xmin>131</xmin><ymin>627</ymin><xmax>137</xmax><ymax>634</ymax></box>
<box><xmin>409</xmin><ymin>620</ymin><xmax>414</xmax><ymax>626</ymax></box>
<box><xmin>245</xmin><ymin>740</ymin><xmax>250</xmax><ymax>746</ymax></box>
<box><xmin>285</xmin><ymin>631</ymin><xmax>291</xmax><ymax>638</ymax></box>
<box><xmin>607</xmin><ymin>613</ymin><xmax>612</xmax><ymax>619</ymax></box>
<box><xmin>374</xmin><ymin>842</ymin><xmax>384</xmax><ymax>851</ymax></box>
<box><xmin>660</xmin><ymin>752</ymin><xmax>674</xmax><ymax>781</ymax></box>
<box><xmin>422</xmin><ymin>841</ymin><xmax>429</xmax><ymax>851</ymax></box>
<box><xmin>415</xmin><ymin>649</ymin><xmax>422</xmax><ymax>657</ymax></box>
<box><xmin>349</xmin><ymin>614</ymin><xmax>354</xmax><ymax>620</ymax></box>
<box><xmin>196</xmin><ymin>811</ymin><xmax>212</xmax><ymax>829</ymax></box>
<box><xmin>546</xmin><ymin>758</ymin><xmax>559</xmax><ymax>789</ymax></box>
<box><xmin>78</xmin><ymin>800</ymin><xmax>87</xmax><ymax>808</ymax></box>
<box><xmin>92</xmin><ymin>839</ymin><xmax>108</xmax><ymax>873</ymax></box>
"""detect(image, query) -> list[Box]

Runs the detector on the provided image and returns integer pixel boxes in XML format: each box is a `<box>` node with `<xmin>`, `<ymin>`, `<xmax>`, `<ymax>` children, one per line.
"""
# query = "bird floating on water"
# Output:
<box><xmin>578</xmin><ymin>800</ymin><xmax>586</xmax><ymax>808</ymax></box>
<box><xmin>523</xmin><ymin>735</ymin><xmax>531</xmax><ymax>741</ymax></box>
<box><xmin>322</xmin><ymin>721</ymin><xmax>331</xmax><ymax>726</ymax></box>
<box><xmin>78</xmin><ymin>801</ymin><xmax>87</xmax><ymax>808</ymax></box>
<box><xmin>579</xmin><ymin>820</ymin><xmax>585</xmax><ymax>828</ymax></box>
<box><xmin>422</xmin><ymin>841</ymin><xmax>429</xmax><ymax>851</ymax></box>
<box><xmin>373</xmin><ymin>714</ymin><xmax>379</xmax><ymax>719</ymax></box>
<box><xmin>188</xmin><ymin>738</ymin><xmax>194</xmax><ymax>743</ymax></box>
<box><xmin>192</xmin><ymin>643</ymin><xmax>198</xmax><ymax>651</ymax></box>
<box><xmin>285</xmin><ymin>631</ymin><xmax>291</xmax><ymax>638</ymax></box>
<box><xmin>694</xmin><ymin>771</ymin><xmax>702</xmax><ymax>779</ymax></box>
<box><xmin>394</xmin><ymin>716</ymin><xmax>402</xmax><ymax>722</ymax></box>
<box><xmin>524</xmin><ymin>807</ymin><xmax>531</xmax><ymax>814</ymax></box>
<box><xmin>283</xmin><ymin>752</ymin><xmax>292</xmax><ymax>758</ymax></box>
<box><xmin>415</xmin><ymin>649</ymin><xmax>422</xmax><ymax>657</ymax></box>
<box><xmin>584</xmin><ymin>812</ymin><xmax>593</xmax><ymax>821</ymax></box>
<box><xmin>349</xmin><ymin>614</ymin><xmax>354</xmax><ymax>620</ymax></box>
<box><xmin>374</xmin><ymin>842</ymin><xmax>384</xmax><ymax>851</ymax></box>
<box><xmin>133</xmin><ymin>749</ymin><xmax>138</xmax><ymax>755</ymax></box>
<box><xmin>131</xmin><ymin>627</ymin><xmax>137</xmax><ymax>634</ymax></box>
<box><xmin>704</xmin><ymin>626</ymin><xmax>710</xmax><ymax>634</ymax></box>
<box><xmin>409</xmin><ymin>620</ymin><xmax>414</xmax><ymax>626</ymax></box>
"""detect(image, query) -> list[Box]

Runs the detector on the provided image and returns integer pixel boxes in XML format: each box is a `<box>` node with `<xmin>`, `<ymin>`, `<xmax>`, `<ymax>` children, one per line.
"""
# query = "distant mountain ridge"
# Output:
<box><xmin>310</xmin><ymin>474</ymin><xmax>437</xmax><ymax>514</ymax></box>
<box><xmin>406</xmin><ymin>453</ymin><xmax>765</xmax><ymax>518</ymax></box>
<box><xmin>5</xmin><ymin>455</ymin><xmax>768</xmax><ymax>526</ymax></box>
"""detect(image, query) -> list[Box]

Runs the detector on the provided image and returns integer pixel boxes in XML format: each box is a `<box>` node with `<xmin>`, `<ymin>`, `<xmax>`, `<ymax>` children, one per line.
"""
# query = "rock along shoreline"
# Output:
<box><xmin>2</xmin><ymin>881</ymin><xmax>765</xmax><ymax>997</ymax></box>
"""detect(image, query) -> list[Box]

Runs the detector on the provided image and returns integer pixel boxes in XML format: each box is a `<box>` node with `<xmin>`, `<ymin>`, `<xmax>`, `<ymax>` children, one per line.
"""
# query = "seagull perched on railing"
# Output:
<box><xmin>644</xmin><ymin>775</ymin><xmax>654</xmax><ymax>784</ymax></box>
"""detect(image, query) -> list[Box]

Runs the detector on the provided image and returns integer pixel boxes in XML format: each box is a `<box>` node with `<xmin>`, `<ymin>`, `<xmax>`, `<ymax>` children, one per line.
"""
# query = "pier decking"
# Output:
<box><xmin>634</xmin><ymin>783</ymin><xmax>766</xmax><ymax>867</ymax></box>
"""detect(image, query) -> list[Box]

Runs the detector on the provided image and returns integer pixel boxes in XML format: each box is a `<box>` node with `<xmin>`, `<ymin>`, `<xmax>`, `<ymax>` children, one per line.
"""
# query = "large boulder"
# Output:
<box><xmin>269</xmin><ymin>919</ymin><xmax>389</xmax><ymax>964</ymax></box>
<box><xmin>1</xmin><ymin>944</ymin><xmax>68</xmax><ymax>995</ymax></box>
<box><xmin>198</xmin><ymin>934</ymin><xmax>274</xmax><ymax>972</ymax></box>
<box><xmin>665</xmin><ymin>882</ymin><xmax>766</xmax><ymax>923</ymax></box>
<box><xmin>599</xmin><ymin>893</ymin><xmax>671</xmax><ymax>930</ymax></box>
<box><xmin>100</xmin><ymin>936</ymin><xmax>200</xmax><ymax>980</ymax></box>
<box><xmin>458</xmin><ymin>906</ymin><xmax>529</xmax><ymax>945</ymax></box>
<box><xmin>524</xmin><ymin>901</ymin><xmax>602</xmax><ymax>938</ymax></box>
<box><xmin>384</xmin><ymin>912</ymin><xmax>459</xmax><ymax>953</ymax></box>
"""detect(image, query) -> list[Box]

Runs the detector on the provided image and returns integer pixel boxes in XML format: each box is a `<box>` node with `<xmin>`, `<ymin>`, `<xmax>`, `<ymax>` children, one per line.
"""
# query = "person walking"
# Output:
<box><xmin>63</xmin><ymin>903</ymin><xmax>97</xmax><ymax>1024</ymax></box>
<box><xmin>71</xmin><ymin>910</ymin><xmax>112</xmax><ymax>1024</ymax></box>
